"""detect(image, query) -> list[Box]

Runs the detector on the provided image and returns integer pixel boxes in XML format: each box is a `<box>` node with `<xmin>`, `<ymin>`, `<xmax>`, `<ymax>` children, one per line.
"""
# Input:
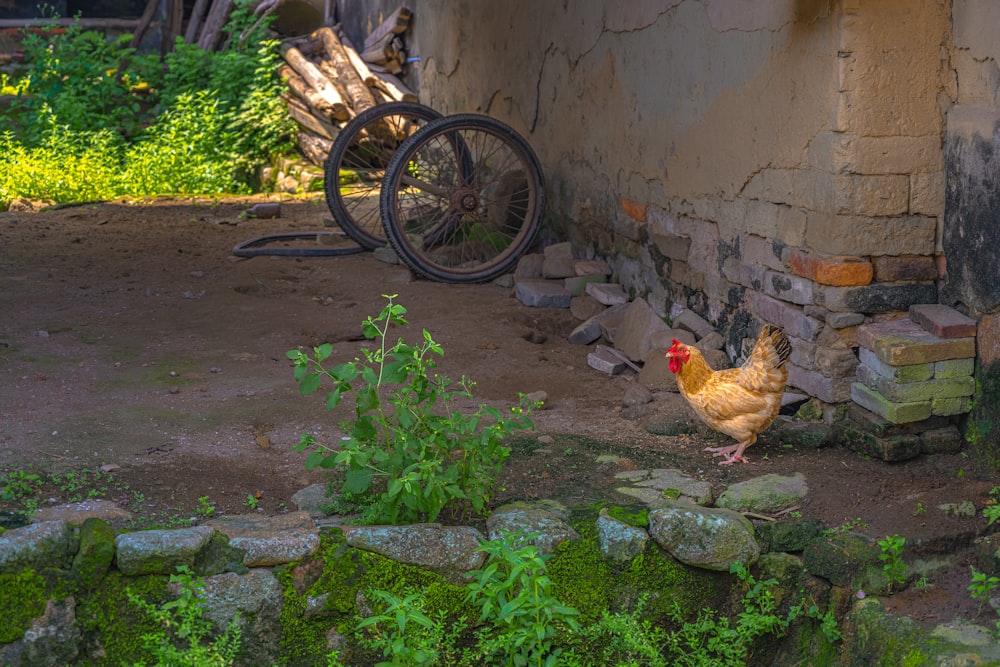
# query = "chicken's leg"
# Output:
<box><xmin>705</xmin><ymin>441</ymin><xmax>752</xmax><ymax>465</ymax></box>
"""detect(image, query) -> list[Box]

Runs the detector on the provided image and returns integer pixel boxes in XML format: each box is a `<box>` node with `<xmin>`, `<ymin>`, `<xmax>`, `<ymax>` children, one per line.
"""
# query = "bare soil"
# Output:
<box><xmin>1</xmin><ymin>196</ymin><xmax>998</xmax><ymax>629</ymax></box>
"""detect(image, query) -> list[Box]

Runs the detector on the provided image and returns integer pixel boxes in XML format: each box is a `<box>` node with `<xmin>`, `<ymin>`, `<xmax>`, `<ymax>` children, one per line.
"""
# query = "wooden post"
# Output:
<box><xmin>197</xmin><ymin>0</ymin><xmax>234</xmax><ymax>51</ymax></box>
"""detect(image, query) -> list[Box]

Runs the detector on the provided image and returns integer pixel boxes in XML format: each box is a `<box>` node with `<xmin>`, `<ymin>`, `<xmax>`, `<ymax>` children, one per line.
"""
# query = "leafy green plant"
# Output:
<box><xmin>822</xmin><ymin>517</ymin><xmax>868</xmax><ymax>536</ymax></box>
<box><xmin>196</xmin><ymin>496</ymin><xmax>215</xmax><ymax>519</ymax></box>
<box><xmin>662</xmin><ymin>562</ymin><xmax>802</xmax><ymax>667</ymax></box>
<box><xmin>128</xmin><ymin>565</ymin><xmax>242</xmax><ymax>666</ymax></box>
<box><xmin>287</xmin><ymin>295</ymin><xmax>536</xmax><ymax>524</ymax></box>
<box><xmin>983</xmin><ymin>486</ymin><xmax>1000</xmax><ymax>526</ymax></box>
<box><xmin>877</xmin><ymin>534</ymin><xmax>907</xmax><ymax>588</ymax></box>
<box><xmin>560</xmin><ymin>594</ymin><xmax>669</xmax><ymax>667</ymax></box>
<box><xmin>465</xmin><ymin>530</ymin><xmax>580</xmax><ymax>667</ymax></box>
<box><xmin>243</xmin><ymin>494</ymin><xmax>260</xmax><ymax>510</ymax></box>
<box><xmin>1</xmin><ymin>470</ymin><xmax>42</xmax><ymax>502</ymax></box>
<box><xmin>968</xmin><ymin>566</ymin><xmax>1000</xmax><ymax>615</ymax></box>
<box><xmin>350</xmin><ymin>590</ymin><xmax>464</xmax><ymax>667</ymax></box>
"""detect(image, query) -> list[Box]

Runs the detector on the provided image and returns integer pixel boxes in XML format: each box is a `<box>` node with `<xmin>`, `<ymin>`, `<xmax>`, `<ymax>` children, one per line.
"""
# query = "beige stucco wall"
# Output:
<box><xmin>336</xmin><ymin>0</ymin><xmax>991</xmax><ymax>406</ymax></box>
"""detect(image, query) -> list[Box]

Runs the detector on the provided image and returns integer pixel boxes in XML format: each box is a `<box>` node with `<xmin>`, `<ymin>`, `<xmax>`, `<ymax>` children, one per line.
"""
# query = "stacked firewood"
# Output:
<box><xmin>279</xmin><ymin>8</ymin><xmax>417</xmax><ymax>168</ymax></box>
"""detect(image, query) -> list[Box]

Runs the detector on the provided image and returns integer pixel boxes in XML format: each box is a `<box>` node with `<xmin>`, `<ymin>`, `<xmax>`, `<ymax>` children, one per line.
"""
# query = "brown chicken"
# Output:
<box><xmin>666</xmin><ymin>325</ymin><xmax>791</xmax><ymax>465</ymax></box>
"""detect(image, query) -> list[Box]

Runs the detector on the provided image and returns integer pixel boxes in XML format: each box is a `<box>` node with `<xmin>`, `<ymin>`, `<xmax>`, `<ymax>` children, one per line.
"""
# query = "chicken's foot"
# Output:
<box><xmin>705</xmin><ymin>442</ymin><xmax>751</xmax><ymax>465</ymax></box>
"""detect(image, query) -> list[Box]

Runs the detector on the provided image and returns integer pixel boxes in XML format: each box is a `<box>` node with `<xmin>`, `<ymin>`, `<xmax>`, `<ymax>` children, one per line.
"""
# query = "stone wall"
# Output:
<box><xmin>338</xmin><ymin>1</ymin><xmax>999</xmax><ymax>436</ymax></box>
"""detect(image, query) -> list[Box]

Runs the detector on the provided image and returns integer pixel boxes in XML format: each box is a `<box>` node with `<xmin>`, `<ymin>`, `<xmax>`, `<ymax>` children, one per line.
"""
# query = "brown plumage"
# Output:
<box><xmin>666</xmin><ymin>324</ymin><xmax>791</xmax><ymax>465</ymax></box>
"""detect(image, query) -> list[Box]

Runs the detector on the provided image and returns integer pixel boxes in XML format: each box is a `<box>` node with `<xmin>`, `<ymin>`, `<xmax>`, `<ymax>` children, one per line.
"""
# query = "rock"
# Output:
<box><xmin>514</xmin><ymin>253</ymin><xmax>544</xmax><ymax>280</ymax></box>
<box><xmin>715</xmin><ymin>473</ymin><xmax>808</xmax><ymax>514</ymax></box>
<box><xmin>115</xmin><ymin>526</ymin><xmax>216</xmax><ymax>576</ymax></box>
<box><xmin>0</xmin><ymin>598</ymin><xmax>80</xmax><ymax>666</ymax></box>
<box><xmin>637</xmin><ymin>347</ymin><xmax>678</xmax><ymax>391</ymax></box>
<box><xmin>701</xmin><ymin>348</ymin><xmax>731</xmax><ymax>370</ymax></box>
<box><xmin>586</xmin><ymin>282</ymin><xmax>628</xmax><ymax>306</ymax></box>
<box><xmin>207</xmin><ymin>512</ymin><xmax>319</xmax><ymax>567</ymax></box>
<box><xmin>372</xmin><ymin>246</ymin><xmax>399</xmax><ymax>264</ymax></box>
<box><xmin>32</xmin><ymin>499</ymin><xmax>132</xmax><ymax>526</ymax></box>
<box><xmin>802</xmin><ymin>532</ymin><xmax>877</xmax><ymax>588</ymax></box>
<box><xmin>771</xmin><ymin>419</ymin><xmax>834</xmax><ymax>449</ymax></box>
<box><xmin>672</xmin><ymin>309</ymin><xmax>716</xmax><ymax>339</ymax></box>
<box><xmin>569</xmin><ymin>295</ymin><xmax>606</xmax><ymax>321</ymax></box>
<box><xmin>614</xmin><ymin>299</ymin><xmax>673</xmax><ymax>362</ymax></box>
<box><xmin>199</xmin><ymin>569</ymin><xmax>284</xmax><ymax>666</ymax></box>
<box><xmin>596</xmin><ymin>302</ymin><xmax>630</xmax><ymax>343</ymax></box>
<box><xmin>0</xmin><ymin>521</ymin><xmax>74</xmax><ymax>573</ymax></box>
<box><xmin>597</xmin><ymin>509</ymin><xmax>648</xmax><ymax>561</ymax></box>
<box><xmin>568</xmin><ymin>316</ymin><xmax>602</xmax><ymax>345</ymax></box>
<box><xmin>524</xmin><ymin>390</ymin><xmax>548</xmax><ymax>406</ymax></box>
<box><xmin>487</xmin><ymin>500</ymin><xmax>579</xmax><ymax>554</ymax></box>
<box><xmin>542</xmin><ymin>241</ymin><xmax>575</xmax><ymax>279</ymax></box>
<box><xmin>563</xmin><ymin>273</ymin><xmax>607</xmax><ymax>296</ymax></box>
<box><xmin>340</xmin><ymin>523</ymin><xmax>486</xmax><ymax>583</ymax></box>
<box><xmin>755</xmin><ymin>518</ymin><xmax>825</xmax><ymax>553</ymax></box>
<box><xmin>648</xmin><ymin>501</ymin><xmax>760</xmax><ymax>571</ymax></box>
<box><xmin>615</xmin><ymin>468</ymin><xmax>713</xmax><ymax>507</ymax></box>
<box><xmin>649</xmin><ymin>327</ymin><xmax>696</xmax><ymax>350</ymax></box>
<box><xmin>245</xmin><ymin>202</ymin><xmax>281</xmax><ymax>219</ymax></box>
<box><xmin>291</xmin><ymin>484</ymin><xmax>331</xmax><ymax>517</ymax></box>
<box><xmin>514</xmin><ymin>279</ymin><xmax>572</xmax><ymax>308</ymax></box>
<box><xmin>71</xmin><ymin>518</ymin><xmax>116</xmax><ymax>587</ymax></box>
<box><xmin>587</xmin><ymin>344</ymin><xmax>626</xmax><ymax>375</ymax></box>
<box><xmin>574</xmin><ymin>259</ymin><xmax>611</xmax><ymax>276</ymax></box>
<box><xmin>696</xmin><ymin>331</ymin><xmax>726</xmax><ymax>350</ymax></box>
<box><xmin>622</xmin><ymin>383</ymin><xmax>653</xmax><ymax>408</ymax></box>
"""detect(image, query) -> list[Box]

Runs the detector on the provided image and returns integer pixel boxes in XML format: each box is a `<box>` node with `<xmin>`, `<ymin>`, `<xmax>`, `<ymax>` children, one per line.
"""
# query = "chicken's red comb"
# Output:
<box><xmin>671</xmin><ymin>338</ymin><xmax>682</xmax><ymax>346</ymax></box>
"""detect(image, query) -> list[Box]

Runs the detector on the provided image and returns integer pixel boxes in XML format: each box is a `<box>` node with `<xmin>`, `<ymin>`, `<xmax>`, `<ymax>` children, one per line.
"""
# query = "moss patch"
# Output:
<box><xmin>0</xmin><ymin>569</ymin><xmax>48</xmax><ymax>643</ymax></box>
<box><xmin>75</xmin><ymin>570</ymin><xmax>170</xmax><ymax>665</ymax></box>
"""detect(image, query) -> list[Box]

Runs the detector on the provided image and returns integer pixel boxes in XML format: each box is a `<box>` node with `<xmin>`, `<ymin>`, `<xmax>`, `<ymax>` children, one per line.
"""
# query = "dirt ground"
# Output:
<box><xmin>1</xmin><ymin>195</ymin><xmax>999</xmax><ymax>629</ymax></box>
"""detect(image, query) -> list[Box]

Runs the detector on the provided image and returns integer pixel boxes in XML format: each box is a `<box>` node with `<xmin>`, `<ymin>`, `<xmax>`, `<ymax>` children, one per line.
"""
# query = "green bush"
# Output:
<box><xmin>0</xmin><ymin>0</ymin><xmax>295</xmax><ymax>208</ymax></box>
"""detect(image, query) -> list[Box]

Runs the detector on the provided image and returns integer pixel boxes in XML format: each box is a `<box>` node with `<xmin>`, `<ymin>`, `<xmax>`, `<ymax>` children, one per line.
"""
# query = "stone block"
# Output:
<box><xmin>910</xmin><ymin>170</ymin><xmax>945</xmax><ymax>216</ymax></box>
<box><xmin>514</xmin><ymin>280</ymin><xmax>572</xmax><ymax>308</ymax></box>
<box><xmin>850</xmin><ymin>382</ymin><xmax>932</xmax><ymax>424</ymax></box>
<box><xmin>847</xmin><ymin>403</ymin><xmax>949</xmax><ymax>439</ymax></box>
<box><xmin>980</xmin><ymin>311</ymin><xmax>1000</xmax><ymax>367</ymax></box>
<box><xmin>789</xmin><ymin>250</ymin><xmax>873</xmax><ymax>287</ymax></box>
<box><xmin>514</xmin><ymin>253</ymin><xmax>544</xmax><ymax>280</ymax></box>
<box><xmin>845</xmin><ymin>429</ymin><xmax>924</xmax><ymax>462</ymax></box>
<box><xmin>596</xmin><ymin>303</ymin><xmax>630</xmax><ymax>343</ymax></box>
<box><xmin>567</xmin><ymin>317</ymin><xmax>603</xmax><ymax>345</ymax></box>
<box><xmin>817</xmin><ymin>283</ymin><xmax>938</xmax><ymax>314</ymax></box>
<box><xmin>871</xmin><ymin>255</ymin><xmax>937</xmax><ymax>282</ymax></box>
<box><xmin>638</xmin><ymin>348</ymin><xmax>678</xmax><ymax>391</ymax></box>
<box><xmin>931</xmin><ymin>396</ymin><xmax>973</xmax><ymax>416</ymax></box>
<box><xmin>857</xmin><ymin>364</ymin><xmax>974</xmax><ymax>403</ymax></box>
<box><xmin>919</xmin><ymin>426</ymin><xmax>964</xmax><ymax>454</ymax></box>
<box><xmin>806</xmin><ymin>214</ymin><xmax>936</xmax><ymax>257</ymax></box>
<box><xmin>651</xmin><ymin>230</ymin><xmax>691</xmax><ymax>261</ymax></box>
<box><xmin>787</xmin><ymin>364</ymin><xmax>853</xmax><ymax>403</ymax></box>
<box><xmin>763</xmin><ymin>270</ymin><xmax>814</xmax><ymax>306</ymax></box>
<box><xmin>570</xmin><ymin>295</ymin><xmax>606</xmax><ymax>321</ymax></box>
<box><xmin>934</xmin><ymin>358</ymin><xmax>975</xmax><ymax>379</ymax></box>
<box><xmin>750</xmin><ymin>293</ymin><xmax>824</xmax><ymax>342</ymax></box>
<box><xmin>826</xmin><ymin>312</ymin><xmax>865</xmax><ymax>329</ymax></box>
<box><xmin>696</xmin><ymin>331</ymin><xmax>726</xmax><ymax>350</ymax></box>
<box><xmin>544</xmin><ymin>241</ymin><xmax>574</xmax><ymax>262</ymax></box>
<box><xmin>857</xmin><ymin>318</ymin><xmax>976</xmax><ymax>365</ymax></box>
<box><xmin>563</xmin><ymin>273</ymin><xmax>606</xmax><ymax>296</ymax></box>
<box><xmin>742</xmin><ymin>233</ymin><xmax>786</xmax><ymax>271</ymax></box>
<box><xmin>848</xmin><ymin>136</ymin><xmax>943</xmax><ymax>175</ymax></box>
<box><xmin>587</xmin><ymin>344</ymin><xmax>626</xmax><ymax>375</ymax></box>
<box><xmin>909</xmin><ymin>304</ymin><xmax>977</xmax><ymax>339</ymax></box>
<box><xmin>815</xmin><ymin>347</ymin><xmax>858</xmax><ymax>377</ymax></box>
<box><xmin>574</xmin><ymin>259</ymin><xmax>611</xmax><ymax>276</ymax></box>
<box><xmin>615</xmin><ymin>299</ymin><xmax>673</xmax><ymax>362</ymax></box>
<box><xmin>619</xmin><ymin>196</ymin><xmax>647</xmax><ymax>222</ymax></box>
<box><xmin>586</xmin><ymin>282</ymin><xmax>629</xmax><ymax>305</ymax></box>
<box><xmin>672</xmin><ymin>308</ymin><xmax>716</xmax><ymax>339</ymax></box>
<box><xmin>858</xmin><ymin>347</ymin><xmax>933</xmax><ymax>383</ymax></box>
<box><xmin>834</xmin><ymin>174</ymin><xmax>909</xmax><ymax>217</ymax></box>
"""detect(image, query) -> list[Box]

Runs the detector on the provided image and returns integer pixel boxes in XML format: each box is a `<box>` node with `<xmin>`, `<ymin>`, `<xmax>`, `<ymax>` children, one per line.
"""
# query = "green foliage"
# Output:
<box><xmin>287</xmin><ymin>295</ymin><xmax>536</xmax><ymax>524</ymax></box>
<box><xmin>127</xmin><ymin>565</ymin><xmax>242</xmax><ymax>667</ymax></box>
<box><xmin>351</xmin><ymin>590</ymin><xmax>467</xmax><ymax>667</ymax></box>
<box><xmin>196</xmin><ymin>495</ymin><xmax>216</xmax><ymax>518</ymax></box>
<box><xmin>877</xmin><ymin>534</ymin><xmax>906</xmax><ymax>588</ymax></box>
<box><xmin>465</xmin><ymin>530</ymin><xmax>581</xmax><ymax>667</ymax></box>
<box><xmin>0</xmin><ymin>569</ymin><xmax>48</xmax><ymax>643</ymax></box>
<box><xmin>560</xmin><ymin>595</ymin><xmax>670</xmax><ymax>667</ymax></box>
<box><xmin>968</xmin><ymin>566</ymin><xmax>1000</xmax><ymax>628</ymax></box>
<box><xmin>0</xmin><ymin>1</ymin><xmax>295</xmax><ymax>207</ymax></box>
<box><xmin>661</xmin><ymin>562</ymin><xmax>803</xmax><ymax>667</ymax></box>
<box><xmin>983</xmin><ymin>486</ymin><xmax>1000</xmax><ymax>526</ymax></box>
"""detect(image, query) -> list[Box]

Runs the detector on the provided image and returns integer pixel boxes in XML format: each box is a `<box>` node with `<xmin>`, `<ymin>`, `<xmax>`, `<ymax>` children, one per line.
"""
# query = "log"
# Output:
<box><xmin>315</xmin><ymin>27</ymin><xmax>378</xmax><ymax>116</ymax></box>
<box><xmin>298</xmin><ymin>131</ymin><xmax>333</xmax><ymax>168</ymax></box>
<box><xmin>361</xmin><ymin>32</ymin><xmax>405</xmax><ymax>73</ymax></box>
<box><xmin>362</xmin><ymin>6</ymin><xmax>411</xmax><ymax>52</ymax></box>
<box><xmin>371</xmin><ymin>70</ymin><xmax>418</xmax><ymax>103</ymax></box>
<box><xmin>183</xmin><ymin>0</ymin><xmax>210</xmax><ymax>43</ymax></box>
<box><xmin>197</xmin><ymin>0</ymin><xmax>234</xmax><ymax>51</ymax></box>
<box><xmin>279</xmin><ymin>65</ymin><xmax>338</xmax><ymax>120</ymax></box>
<box><xmin>333</xmin><ymin>28</ymin><xmax>378</xmax><ymax>87</ymax></box>
<box><xmin>284</xmin><ymin>94</ymin><xmax>339</xmax><ymax>141</ymax></box>
<box><xmin>279</xmin><ymin>44</ymin><xmax>349</xmax><ymax>120</ymax></box>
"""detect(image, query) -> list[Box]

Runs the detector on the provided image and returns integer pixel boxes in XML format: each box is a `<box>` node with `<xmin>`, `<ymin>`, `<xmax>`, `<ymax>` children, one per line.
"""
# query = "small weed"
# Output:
<box><xmin>822</xmin><ymin>517</ymin><xmax>868</xmax><ymax>536</ymax></box>
<box><xmin>243</xmin><ymin>494</ymin><xmax>260</xmax><ymax>510</ymax></box>
<box><xmin>914</xmin><ymin>576</ymin><xmax>933</xmax><ymax>590</ymax></box>
<box><xmin>983</xmin><ymin>486</ymin><xmax>1000</xmax><ymax>526</ymax></box>
<box><xmin>913</xmin><ymin>502</ymin><xmax>925</xmax><ymax>516</ymax></box>
<box><xmin>968</xmin><ymin>567</ymin><xmax>1000</xmax><ymax>616</ymax></box>
<box><xmin>877</xmin><ymin>534</ymin><xmax>907</xmax><ymax>589</ymax></box>
<box><xmin>196</xmin><ymin>496</ymin><xmax>215</xmax><ymax>519</ymax></box>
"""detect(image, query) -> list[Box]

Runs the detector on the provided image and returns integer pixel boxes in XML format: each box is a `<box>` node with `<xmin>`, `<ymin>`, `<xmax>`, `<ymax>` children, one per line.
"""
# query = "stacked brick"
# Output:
<box><xmin>844</xmin><ymin>305</ymin><xmax>976</xmax><ymax>461</ymax></box>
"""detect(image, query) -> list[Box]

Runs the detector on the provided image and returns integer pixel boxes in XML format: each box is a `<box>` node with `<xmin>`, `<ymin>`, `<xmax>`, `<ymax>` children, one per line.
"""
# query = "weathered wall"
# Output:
<box><xmin>338</xmin><ymin>1</ymin><xmax>998</xmax><ymax>418</ymax></box>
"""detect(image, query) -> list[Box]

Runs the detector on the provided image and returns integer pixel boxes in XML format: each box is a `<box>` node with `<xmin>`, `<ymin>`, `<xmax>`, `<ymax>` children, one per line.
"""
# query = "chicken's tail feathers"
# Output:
<box><xmin>759</xmin><ymin>324</ymin><xmax>791</xmax><ymax>367</ymax></box>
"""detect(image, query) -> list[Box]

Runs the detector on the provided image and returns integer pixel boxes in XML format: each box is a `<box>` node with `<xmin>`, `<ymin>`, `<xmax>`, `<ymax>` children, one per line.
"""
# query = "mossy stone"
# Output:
<box><xmin>71</xmin><ymin>517</ymin><xmax>115</xmax><ymax>590</ymax></box>
<box><xmin>0</xmin><ymin>569</ymin><xmax>47</xmax><ymax>644</ymax></box>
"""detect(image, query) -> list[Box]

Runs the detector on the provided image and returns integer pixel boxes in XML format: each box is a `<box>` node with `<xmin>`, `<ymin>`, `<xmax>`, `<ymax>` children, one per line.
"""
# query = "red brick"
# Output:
<box><xmin>789</xmin><ymin>250</ymin><xmax>873</xmax><ymax>286</ymax></box>
<box><xmin>871</xmin><ymin>255</ymin><xmax>937</xmax><ymax>282</ymax></box>
<box><xmin>980</xmin><ymin>311</ymin><xmax>1000</xmax><ymax>367</ymax></box>
<box><xmin>619</xmin><ymin>197</ymin><xmax>647</xmax><ymax>222</ymax></box>
<box><xmin>909</xmin><ymin>304</ymin><xmax>977</xmax><ymax>339</ymax></box>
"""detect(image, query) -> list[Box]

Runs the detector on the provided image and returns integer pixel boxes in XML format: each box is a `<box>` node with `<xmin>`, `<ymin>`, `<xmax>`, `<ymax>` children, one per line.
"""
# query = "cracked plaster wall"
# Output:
<box><xmin>339</xmin><ymin>0</ymin><xmax>997</xmax><ymax>407</ymax></box>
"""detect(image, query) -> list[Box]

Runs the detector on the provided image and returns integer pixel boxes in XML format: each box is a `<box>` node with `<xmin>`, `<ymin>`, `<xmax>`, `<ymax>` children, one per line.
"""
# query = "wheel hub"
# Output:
<box><xmin>451</xmin><ymin>188</ymin><xmax>479</xmax><ymax>213</ymax></box>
